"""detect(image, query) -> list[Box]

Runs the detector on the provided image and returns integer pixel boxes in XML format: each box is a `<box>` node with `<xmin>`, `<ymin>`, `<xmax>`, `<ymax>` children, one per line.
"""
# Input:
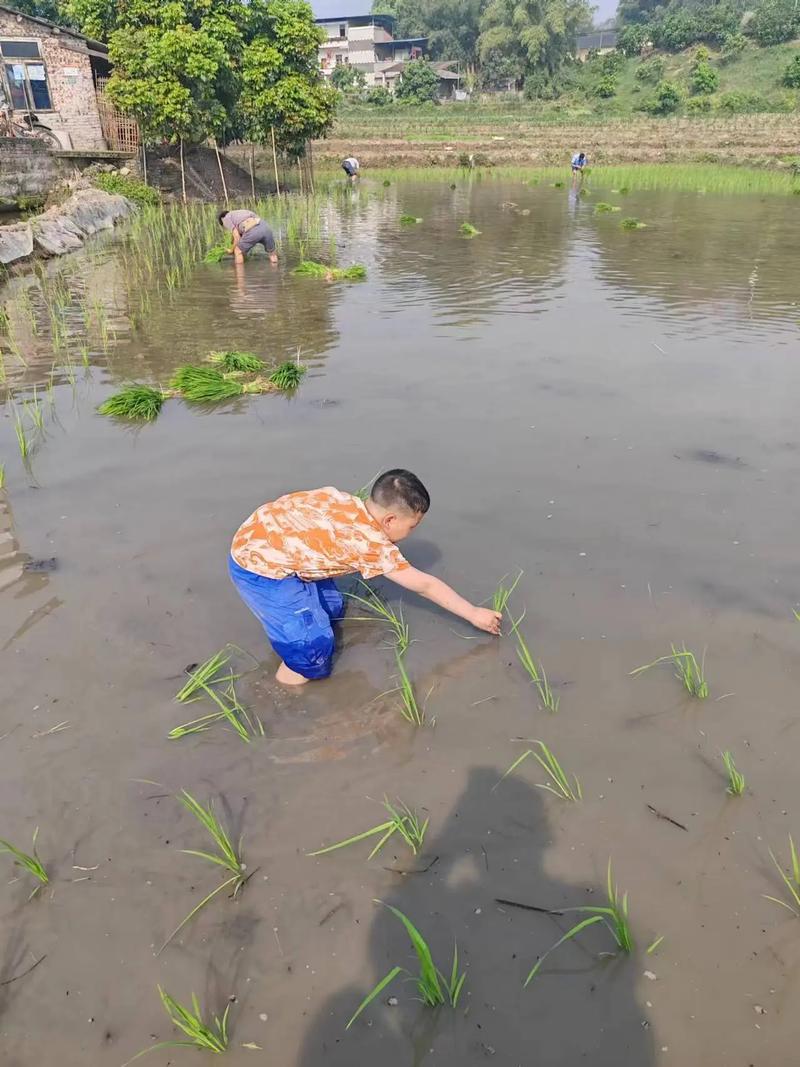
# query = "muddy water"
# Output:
<box><xmin>1</xmin><ymin>177</ymin><xmax>800</xmax><ymax>1067</ymax></box>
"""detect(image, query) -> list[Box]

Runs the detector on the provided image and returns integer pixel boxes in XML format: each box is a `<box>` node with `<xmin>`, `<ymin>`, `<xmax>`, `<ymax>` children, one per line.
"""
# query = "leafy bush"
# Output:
<box><xmin>691</xmin><ymin>60</ymin><xmax>719</xmax><ymax>94</ymax></box>
<box><xmin>651</xmin><ymin>5</ymin><xmax>739</xmax><ymax>50</ymax></box>
<box><xmin>617</xmin><ymin>24</ymin><xmax>649</xmax><ymax>57</ymax></box>
<box><xmin>596</xmin><ymin>51</ymin><xmax>625</xmax><ymax>76</ymax></box>
<box><xmin>594</xmin><ymin>74</ymin><xmax>618</xmax><ymax>98</ymax></box>
<box><xmin>365</xmin><ymin>85</ymin><xmax>392</xmax><ymax>105</ymax></box>
<box><xmin>396</xmin><ymin>59</ymin><xmax>440</xmax><ymax>104</ymax></box>
<box><xmin>715</xmin><ymin>90</ymin><xmax>772</xmax><ymax>113</ymax></box>
<box><xmin>635</xmin><ymin>57</ymin><xmax>665</xmax><ymax>83</ymax></box>
<box><xmin>720</xmin><ymin>32</ymin><xmax>748</xmax><ymax>62</ymax></box>
<box><xmin>644</xmin><ymin>80</ymin><xmax>683</xmax><ymax>114</ymax></box>
<box><xmin>524</xmin><ymin>72</ymin><xmax>561</xmax><ymax>100</ymax></box>
<box><xmin>686</xmin><ymin>94</ymin><xmax>713</xmax><ymax>113</ymax></box>
<box><xmin>748</xmin><ymin>0</ymin><xmax>800</xmax><ymax>45</ymax></box>
<box><xmin>331</xmin><ymin>64</ymin><xmax>366</xmax><ymax>95</ymax></box>
<box><xmin>782</xmin><ymin>55</ymin><xmax>800</xmax><ymax>88</ymax></box>
<box><xmin>92</xmin><ymin>172</ymin><xmax>160</xmax><ymax>208</ymax></box>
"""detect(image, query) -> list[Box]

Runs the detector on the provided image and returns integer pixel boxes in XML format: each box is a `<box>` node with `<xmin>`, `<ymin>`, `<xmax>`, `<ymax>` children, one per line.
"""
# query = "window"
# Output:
<box><xmin>339</xmin><ymin>23</ymin><xmax>346</xmax><ymax>38</ymax></box>
<box><xmin>1</xmin><ymin>41</ymin><xmax>52</xmax><ymax>110</ymax></box>
<box><xmin>335</xmin><ymin>53</ymin><xmax>344</xmax><ymax>65</ymax></box>
<box><xmin>2</xmin><ymin>41</ymin><xmax>52</xmax><ymax>110</ymax></box>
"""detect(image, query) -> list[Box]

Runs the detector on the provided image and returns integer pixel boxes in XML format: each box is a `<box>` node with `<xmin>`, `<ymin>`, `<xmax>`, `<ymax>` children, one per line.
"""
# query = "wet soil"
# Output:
<box><xmin>1</xmin><ymin>177</ymin><xmax>800</xmax><ymax>1066</ymax></box>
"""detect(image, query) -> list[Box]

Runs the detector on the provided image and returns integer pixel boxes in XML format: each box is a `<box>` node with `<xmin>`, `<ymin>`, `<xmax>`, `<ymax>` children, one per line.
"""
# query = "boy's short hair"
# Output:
<box><xmin>217</xmin><ymin>210</ymin><xmax>228</xmax><ymax>226</ymax></box>
<box><xmin>371</xmin><ymin>469</ymin><xmax>430</xmax><ymax>515</ymax></box>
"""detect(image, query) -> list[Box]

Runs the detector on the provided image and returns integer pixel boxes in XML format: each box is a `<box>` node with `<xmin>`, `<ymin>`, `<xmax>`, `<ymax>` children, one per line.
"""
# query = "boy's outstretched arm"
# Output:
<box><xmin>386</xmin><ymin>565</ymin><xmax>502</xmax><ymax>635</ymax></box>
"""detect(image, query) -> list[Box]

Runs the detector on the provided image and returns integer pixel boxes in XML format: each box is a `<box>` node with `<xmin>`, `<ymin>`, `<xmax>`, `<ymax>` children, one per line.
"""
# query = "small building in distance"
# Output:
<box><xmin>575</xmin><ymin>28</ymin><xmax>619</xmax><ymax>61</ymax></box>
<box><xmin>313</xmin><ymin>0</ymin><xmax>429</xmax><ymax>85</ymax></box>
<box><xmin>377</xmin><ymin>59</ymin><xmax>461</xmax><ymax>98</ymax></box>
<box><xmin>0</xmin><ymin>3</ymin><xmax>114</xmax><ymax>149</ymax></box>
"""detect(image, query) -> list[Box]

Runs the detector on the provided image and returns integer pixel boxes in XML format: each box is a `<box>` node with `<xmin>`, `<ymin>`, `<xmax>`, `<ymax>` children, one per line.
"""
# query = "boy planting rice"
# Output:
<box><xmin>229</xmin><ymin>470</ymin><xmax>501</xmax><ymax>685</ymax></box>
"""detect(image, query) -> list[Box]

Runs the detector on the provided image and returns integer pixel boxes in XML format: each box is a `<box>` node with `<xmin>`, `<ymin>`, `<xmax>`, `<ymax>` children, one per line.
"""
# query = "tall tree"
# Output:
<box><xmin>478</xmin><ymin>0</ymin><xmax>592</xmax><ymax>82</ymax></box>
<box><xmin>372</xmin><ymin>0</ymin><xmax>482</xmax><ymax>66</ymax></box>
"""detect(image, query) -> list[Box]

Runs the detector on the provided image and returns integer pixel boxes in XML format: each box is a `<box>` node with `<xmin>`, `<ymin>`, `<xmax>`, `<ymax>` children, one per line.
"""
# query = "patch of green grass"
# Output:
<box><xmin>292</xmin><ymin>260</ymin><xmax>367</xmax><ymax>280</ymax></box>
<box><xmin>347</xmin><ymin>903</ymin><xmax>465</xmax><ymax>1028</ymax></box>
<box><xmin>98</xmin><ymin>384</ymin><xmax>164</xmax><ymax>422</ymax></box>
<box><xmin>721</xmin><ymin>750</ymin><xmax>745</xmax><ymax>795</ymax></box>
<box><xmin>123</xmin><ymin>987</ymin><xmax>231</xmax><ymax>1064</ymax></box>
<box><xmin>208</xmin><ymin>350</ymin><xmax>264</xmax><ymax>373</ymax></box>
<box><xmin>170</xmin><ymin>365</ymin><xmax>243</xmax><ymax>403</ymax></box>
<box><xmin>268</xmin><ymin>359</ymin><xmax>306</xmax><ymax>391</ymax></box>
<box><xmin>630</xmin><ymin>644</ymin><xmax>708</xmax><ymax>698</ymax></box>
<box><xmin>400</xmin><ymin>214</ymin><xmax>422</xmax><ymax>225</ymax></box>
<box><xmin>495</xmin><ymin>740</ymin><xmax>581</xmax><ymax>802</ymax></box>
<box><xmin>459</xmin><ymin>222</ymin><xmax>481</xmax><ymax>237</ymax></box>
<box><xmin>157</xmin><ymin>791</ymin><xmax>248</xmax><ymax>955</ymax></box>
<box><xmin>347</xmin><ymin>581</ymin><xmax>410</xmax><ymax>653</ymax></box>
<box><xmin>309</xmin><ymin>797</ymin><xmax>428</xmax><ymax>860</ymax></box>
<box><xmin>0</xmin><ymin>828</ymin><xmax>48</xmax><ymax>899</ymax></box>
<box><xmin>764</xmin><ymin>836</ymin><xmax>800</xmax><ymax>916</ymax></box>
<box><xmin>621</xmin><ymin>216</ymin><xmax>647</xmax><ymax>229</ymax></box>
<box><xmin>93</xmin><ymin>172</ymin><xmax>160</xmax><ymax>209</ymax></box>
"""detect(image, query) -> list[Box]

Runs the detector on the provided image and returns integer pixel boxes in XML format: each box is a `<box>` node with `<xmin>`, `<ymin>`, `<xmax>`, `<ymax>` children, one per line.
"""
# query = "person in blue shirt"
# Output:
<box><xmin>571</xmin><ymin>151</ymin><xmax>588</xmax><ymax>184</ymax></box>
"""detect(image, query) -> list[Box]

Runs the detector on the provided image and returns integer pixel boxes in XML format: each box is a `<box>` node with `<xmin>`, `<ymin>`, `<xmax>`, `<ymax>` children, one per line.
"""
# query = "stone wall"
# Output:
<box><xmin>0</xmin><ymin>138</ymin><xmax>60</xmax><ymax>200</ymax></box>
<box><xmin>0</xmin><ymin>9</ymin><xmax>106</xmax><ymax>150</ymax></box>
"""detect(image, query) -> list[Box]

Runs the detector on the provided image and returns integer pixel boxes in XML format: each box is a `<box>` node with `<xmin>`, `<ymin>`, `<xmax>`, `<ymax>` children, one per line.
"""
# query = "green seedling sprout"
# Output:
<box><xmin>525</xmin><ymin>860</ymin><xmax>637</xmax><ymax>986</ymax></box>
<box><xmin>354</xmin><ymin>470</ymin><xmax>381</xmax><ymax>501</ymax></box>
<box><xmin>170</xmin><ymin>365</ymin><xmax>243</xmax><ymax>403</ymax></box>
<box><xmin>393</xmin><ymin>650</ymin><xmax>425</xmax><ymax>725</ymax></box>
<box><xmin>495</xmin><ymin>740</ymin><xmax>581</xmax><ymax>801</ymax></box>
<box><xmin>764</xmin><ymin>836</ymin><xmax>800</xmax><ymax>916</ymax></box>
<box><xmin>122</xmin><ymin>987</ymin><xmax>231</xmax><ymax>1064</ymax></box>
<box><xmin>175</xmin><ymin>648</ymin><xmax>238</xmax><ymax>703</ymax></box>
<box><xmin>0</xmin><ymin>828</ymin><xmax>49</xmax><ymax>899</ymax></box>
<box><xmin>459</xmin><ymin>222</ymin><xmax>480</xmax><ymax>237</ymax></box>
<box><xmin>156</xmin><ymin>791</ymin><xmax>248</xmax><ymax>955</ymax></box>
<box><xmin>492</xmin><ymin>570</ymin><xmax>523</xmax><ymax>613</ymax></box>
<box><xmin>347</xmin><ymin>903</ymin><xmax>465</xmax><ymax>1028</ymax></box>
<box><xmin>208</xmin><ymin>351</ymin><xmax>264</xmax><ymax>373</ymax></box>
<box><xmin>98</xmin><ymin>385</ymin><xmax>164</xmax><ymax>422</ymax></box>
<box><xmin>721</xmin><ymin>750</ymin><xmax>745</xmax><ymax>795</ymax></box>
<box><xmin>630</xmin><ymin>644</ymin><xmax>708</xmax><ymax>698</ymax></box>
<box><xmin>510</xmin><ymin>613</ymin><xmax>559</xmax><ymax>711</ymax></box>
<box><xmin>12</xmin><ymin>406</ymin><xmax>30</xmax><ymax>459</ymax></box>
<box><xmin>0</xmin><ymin>463</ymin><xmax>5</xmax><ymax>489</ymax></box>
<box><xmin>309</xmin><ymin>797</ymin><xmax>428</xmax><ymax>860</ymax></box>
<box><xmin>269</xmin><ymin>359</ymin><xmax>306</xmax><ymax>391</ymax></box>
<box><xmin>171</xmin><ymin>646</ymin><xmax>262</xmax><ymax>742</ymax></box>
<box><xmin>346</xmin><ymin>581</ymin><xmax>410</xmax><ymax>653</ymax></box>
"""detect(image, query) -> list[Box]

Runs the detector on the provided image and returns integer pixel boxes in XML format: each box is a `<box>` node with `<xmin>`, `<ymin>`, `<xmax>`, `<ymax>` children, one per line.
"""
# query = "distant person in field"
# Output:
<box><xmin>218</xmin><ymin>208</ymin><xmax>277</xmax><ymax>266</ymax></box>
<box><xmin>342</xmin><ymin>156</ymin><xmax>360</xmax><ymax>181</ymax></box>
<box><xmin>571</xmin><ymin>152</ymin><xmax>588</xmax><ymax>184</ymax></box>
<box><xmin>229</xmin><ymin>469</ymin><xmax>501</xmax><ymax>686</ymax></box>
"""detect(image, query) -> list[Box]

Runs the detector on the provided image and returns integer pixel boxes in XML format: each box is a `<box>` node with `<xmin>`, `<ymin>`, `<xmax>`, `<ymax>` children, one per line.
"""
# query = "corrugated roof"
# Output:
<box><xmin>0</xmin><ymin>3</ymin><xmax>107</xmax><ymax>52</ymax></box>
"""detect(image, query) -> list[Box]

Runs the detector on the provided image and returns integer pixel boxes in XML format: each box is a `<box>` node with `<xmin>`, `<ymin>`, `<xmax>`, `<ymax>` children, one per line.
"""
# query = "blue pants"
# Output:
<box><xmin>228</xmin><ymin>556</ymin><xmax>344</xmax><ymax>679</ymax></box>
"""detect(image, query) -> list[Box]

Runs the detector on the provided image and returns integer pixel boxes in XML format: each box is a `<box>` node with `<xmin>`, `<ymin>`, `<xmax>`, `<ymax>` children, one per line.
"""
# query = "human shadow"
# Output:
<box><xmin>296</xmin><ymin>767</ymin><xmax>655</xmax><ymax>1067</ymax></box>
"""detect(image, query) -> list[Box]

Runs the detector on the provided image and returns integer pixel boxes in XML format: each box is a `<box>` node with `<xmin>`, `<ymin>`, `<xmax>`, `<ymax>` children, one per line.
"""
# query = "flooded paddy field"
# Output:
<box><xmin>1</xmin><ymin>172</ymin><xmax>800</xmax><ymax>1066</ymax></box>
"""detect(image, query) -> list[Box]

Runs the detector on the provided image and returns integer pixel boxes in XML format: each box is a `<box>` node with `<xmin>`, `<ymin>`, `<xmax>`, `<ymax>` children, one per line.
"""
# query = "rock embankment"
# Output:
<box><xmin>0</xmin><ymin>186</ymin><xmax>134</xmax><ymax>267</ymax></box>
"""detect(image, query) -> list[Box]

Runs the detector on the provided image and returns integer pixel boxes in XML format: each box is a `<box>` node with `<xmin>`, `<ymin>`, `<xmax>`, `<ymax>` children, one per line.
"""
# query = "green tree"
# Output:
<box><xmin>395</xmin><ymin>58</ymin><xmax>440</xmax><ymax>103</ymax></box>
<box><xmin>478</xmin><ymin>0</ymin><xmax>592</xmax><ymax>83</ymax></box>
<box><xmin>10</xmin><ymin>0</ymin><xmax>70</xmax><ymax>24</ymax></box>
<box><xmin>783</xmin><ymin>54</ymin><xmax>800</xmax><ymax>88</ymax></box>
<box><xmin>644</xmin><ymin>80</ymin><xmax>683</xmax><ymax>114</ymax></box>
<box><xmin>748</xmin><ymin>0</ymin><xmax>800</xmax><ymax>45</ymax></box>
<box><xmin>331</xmin><ymin>64</ymin><xmax>367</xmax><ymax>94</ymax></box>
<box><xmin>617</xmin><ymin>24</ymin><xmax>649</xmax><ymax>55</ymax></box>
<box><xmin>372</xmin><ymin>0</ymin><xmax>482</xmax><ymax>66</ymax></box>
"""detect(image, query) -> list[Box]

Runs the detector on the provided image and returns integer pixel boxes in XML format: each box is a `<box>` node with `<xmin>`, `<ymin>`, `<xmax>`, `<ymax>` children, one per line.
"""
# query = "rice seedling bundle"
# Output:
<box><xmin>0</xmin><ymin>828</ymin><xmax>48</xmax><ymax>898</ymax></box>
<box><xmin>621</xmin><ymin>217</ymin><xmax>646</xmax><ymax>230</ymax></box>
<box><xmin>207</xmin><ymin>351</ymin><xmax>265</xmax><ymax>373</ymax></box>
<box><xmin>594</xmin><ymin>202</ymin><xmax>621</xmax><ymax>214</ymax></box>
<box><xmin>347</xmin><ymin>903</ymin><xmax>465</xmax><ymax>1028</ymax></box>
<box><xmin>721</xmin><ymin>750</ymin><xmax>745</xmax><ymax>795</ymax></box>
<box><xmin>630</xmin><ymin>644</ymin><xmax>708</xmax><ymax>698</ymax></box>
<box><xmin>122</xmin><ymin>988</ymin><xmax>231</xmax><ymax>1064</ymax></box>
<box><xmin>292</xmin><ymin>260</ymin><xmax>367</xmax><ymax>281</ymax></box>
<box><xmin>268</xmin><ymin>360</ymin><xmax>306</xmax><ymax>391</ymax></box>
<box><xmin>400</xmin><ymin>214</ymin><xmax>422</xmax><ymax>225</ymax></box>
<box><xmin>98</xmin><ymin>385</ymin><xmax>164</xmax><ymax>422</ymax></box>
<box><xmin>460</xmin><ymin>222</ymin><xmax>481</xmax><ymax>237</ymax></box>
<box><xmin>170</xmin><ymin>365</ymin><xmax>243</xmax><ymax>403</ymax></box>
<box><xmin>492</xmin><ymin>570</ymin><xmax>522</xmax><ymax>614</ymax></box>
<box><xmin>203</xmin><ymin>243</ymin><xmax>230</xmax><ymax>263</ymax></box>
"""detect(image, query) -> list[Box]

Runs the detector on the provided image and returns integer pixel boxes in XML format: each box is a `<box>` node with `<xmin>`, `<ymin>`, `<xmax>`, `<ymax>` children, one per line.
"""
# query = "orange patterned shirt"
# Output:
<box><xmin>231</xmin><ymin>487</ymin><xmax>410</xmax><ymax>582</ymax></box>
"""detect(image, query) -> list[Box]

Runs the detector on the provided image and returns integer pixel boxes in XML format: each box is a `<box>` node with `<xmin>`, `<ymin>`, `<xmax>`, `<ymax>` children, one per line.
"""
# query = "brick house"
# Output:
<box><xmin>0</xmin><ymin>3</ymin><xmax>111</xmax><ymax>150</ymax></box>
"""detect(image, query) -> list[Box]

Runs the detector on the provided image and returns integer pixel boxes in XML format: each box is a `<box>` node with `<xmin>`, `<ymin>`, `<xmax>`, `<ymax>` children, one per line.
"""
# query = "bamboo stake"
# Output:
<box><xmin>249</xmin><ymin>143</ymin><xmax>255</xmax><ymax>198</ymax></box>
<box><xmin>179</xmin><ymin>136</ymin><xmax>187</xmax><ymax>204</ymax></box>
<box><xmin>141</xmin><ymin>141</ymin><xmax>147</xmax><ymax>185</ymax></box>
<box><xmin>270</xmin><ymin>126</ymin><xmax>280</xmax><ymax>195</ymax></box>
<box><xmin>213</xmin><ymin>137</ymin><xmax>229</xmax><ymax>205</ymax></box>
<box><xmin>307</xmin><ymin>140</ymin><xmax>315</xmax><ymax>194</ymax></box>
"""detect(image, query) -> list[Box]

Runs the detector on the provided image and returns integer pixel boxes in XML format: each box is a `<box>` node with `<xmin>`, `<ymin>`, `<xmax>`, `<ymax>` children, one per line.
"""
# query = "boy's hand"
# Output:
<box><xmin>471</xmin><ymin>607</ymin><xmax>502</xmax><ymax>635</ymax></box>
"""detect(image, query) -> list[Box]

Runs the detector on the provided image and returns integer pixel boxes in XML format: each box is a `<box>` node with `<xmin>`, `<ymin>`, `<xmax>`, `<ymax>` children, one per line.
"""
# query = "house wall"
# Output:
<box><xmin>0</xmin><ymin>10</ymin><xmax>106</xmax><ymax>149</ymax></box>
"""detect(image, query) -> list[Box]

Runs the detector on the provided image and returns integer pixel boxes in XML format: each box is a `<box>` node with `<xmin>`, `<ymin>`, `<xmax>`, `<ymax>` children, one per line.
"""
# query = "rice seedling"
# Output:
<box><xmin>268</xmin><ymin>360</ymin><xmax>306</xmax><ymax>391</ymax></box>
<box><xmin>459</xmin><ymin>222</ymin><xmax>480</xmax><ymax>237</ymax></box>
<box><xmin>346</xmin><ymin>581</ymin><xmax>410</xmax><ymax>653</ymax></box>
<box><xmin>347</xmin><ymin>903</ymin><xmax>465</xmax><ymax>1028</ymax></box>
<box><xmin>0</xmin><ymin>829</ymin><xmax>49</xmax><ymax>899</ymax></box>
<box><xmin>524</xmin><ymin>860</ymin><xmax>633</xmax><ymax>986</ymax></box>
<box><xmin>156</xmin><ymin>791</ymin><xmax>248</xmax><ymax>954</ymax></box>
<box><xmin>391</xmin><ymin>650</ymin><xmax>425</xmax><ymax>725</ymax></box>
<box><xmin>12</xmin><ymin>407</ymin><xmax>29</xmax><ymax>459</ymax></box>
<box><xmin>621</xmin><ymin>217</ymin><xmax>646</xmax><ymax>230</ymax></box>
<box><xmin>309</xmin><ymin>797</ymin><xmax>428</xmax><ymax>860</ymax></box>
<box><xmin>594</xmin><ymin>202</ymin><xmax>621</xmax><ymax>214</ymax></box>
<box><xmin>630</xmin><ymin>644</ymin><xmax>708</xmax><ymax>699</ymax></box>
<box><xmin>175</xmin><ymin>647</ymin><xmax>238</xmax><ymax>703</ymax></box>
<box><xmin>0</xmin><ymin>463</ymin><xmax>5</xmax><ymax>489</ymax></box>
<box><xmin>207</xmin><ymin>350</ymin><xmax>264</xmax><ymax>374</ymax></box>
<box><xmin>495</xmin><ymin>740</ymin><xmax>581</xmax><ymax>802</ymax></box>
<box><xmin>122</xmin><ymin>987</ymin><xmax>231</xmax><ymax>1063</ymax></box>
<box><xmin>98</xmin><ymin>385</ymin><xmax>164</xmax><ymax>422</ymax></box>
<box><xmin>292</xmin><ymin>260</ymin><xmax>367</xmax><ymax>281</ymax></box>
<box><xmin>171</xmin><ymin>646</ymin><xmax>262</xmax><ymax>742</ymax></box>
<box><xmin>23</xmin><ymin>387</ymin><xmax>44</xmax><ymax>431</ymax></box>
<box><xmin>510</xmin><ymin>614</ymin><xmax>559</xmax><ymax>711</ymax></box>
<box><xmin>764</xmin><ymin>836</ymin><xmax>800</xmax><ymax>916</ymax></box>
<box><xmin>399</xmin><ymin>214</ymin><xmax>422</xmax><ymax>225</ymax></box>
<box><xmin>721</xmin><ymin>750</ymin><xmax>745</xmax><ymax>795</ymax></box>
<box><xmin>492</xmin><ymin>570</ymin><xmax>523</xmax><ymax>613</ymax></box>
<box><xmin>203</xmin><ymin>242</ymin><xmax>230</xmax><ymax>263</ymax></box>
<box><xmin>170</xmin><ymin>365</ymin><xmax>243</xmax><ymax>403</ymax></box>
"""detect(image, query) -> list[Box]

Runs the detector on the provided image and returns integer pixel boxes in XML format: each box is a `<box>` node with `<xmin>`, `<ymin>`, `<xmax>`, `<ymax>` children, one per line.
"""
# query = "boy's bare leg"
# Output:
<box><xmin>276</xmin><ymin>661</ymin><xmax>309</xmax><ymax>686</ymax></box>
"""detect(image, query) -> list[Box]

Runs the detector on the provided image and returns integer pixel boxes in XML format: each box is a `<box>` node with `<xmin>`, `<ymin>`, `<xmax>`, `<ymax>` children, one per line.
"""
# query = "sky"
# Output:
<box><xmin>310</xmin><ymin>0</ymin><xmax>619</xmax><ymax>28</ymax></box>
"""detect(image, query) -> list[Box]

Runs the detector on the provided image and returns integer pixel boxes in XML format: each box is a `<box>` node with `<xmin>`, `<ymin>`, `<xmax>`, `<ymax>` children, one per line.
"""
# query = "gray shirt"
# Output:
<box><xmin>222</xmin><ymin>209</ymin><xmax>259</xmax><ymax>232</ymax></box>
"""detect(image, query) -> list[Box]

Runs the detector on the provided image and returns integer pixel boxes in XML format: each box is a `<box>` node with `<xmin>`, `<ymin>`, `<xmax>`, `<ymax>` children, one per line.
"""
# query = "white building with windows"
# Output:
<box><xmin>313</xmin><ymin>1</ymin><xmax>428</xmax><ymax>86</ymax></box>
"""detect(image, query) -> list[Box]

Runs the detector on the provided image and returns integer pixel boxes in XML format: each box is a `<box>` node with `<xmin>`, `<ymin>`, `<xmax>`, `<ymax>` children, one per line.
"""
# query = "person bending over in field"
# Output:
<box><xmin>229</xmin><ymin>469</ymin><xmax>501</xmax><ymax>685</ymax></box>
<box><xmin>571</xmin><ymin>151</ymin><xmax>588</xmax><ymax>184</ymax></box>
<box><xmin>341</xmin><ymin>156</ymin><xmax>360</xmax><ymax>181</ymax></box>
<box><xmin>218</xmin><ymin>208</ymin><xmax>277</xmax><ymax>265</ymax></box>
